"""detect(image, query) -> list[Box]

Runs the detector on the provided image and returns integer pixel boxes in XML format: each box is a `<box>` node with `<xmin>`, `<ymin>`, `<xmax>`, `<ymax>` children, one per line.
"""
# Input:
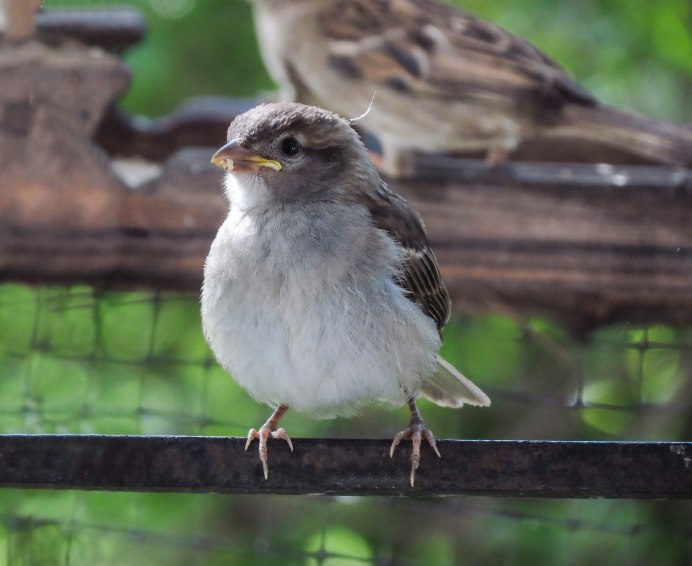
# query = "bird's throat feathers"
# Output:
<box><xmin>223</xmin><ymin>171</ymin><xmax>273</xmax><ymax>212</ymax></box>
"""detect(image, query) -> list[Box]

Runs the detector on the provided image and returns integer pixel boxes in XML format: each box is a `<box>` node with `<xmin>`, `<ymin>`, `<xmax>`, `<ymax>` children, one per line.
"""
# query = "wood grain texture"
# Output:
<box><xmin>1</xmin><ymin>41</ymin><xmax>691</xmax><ymax>329</ymax></box>
<box><xmin>392</xmin><ymin>157</ymin><xmax>692</xmax><ymax>329</ymax></box>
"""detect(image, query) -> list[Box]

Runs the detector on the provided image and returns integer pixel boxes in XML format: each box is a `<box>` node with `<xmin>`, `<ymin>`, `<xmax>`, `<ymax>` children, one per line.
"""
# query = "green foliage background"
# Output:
<box><xmin>1</xmin><ymin>0</ymin><xmax>690</xmax><ymax>564</ymax></box>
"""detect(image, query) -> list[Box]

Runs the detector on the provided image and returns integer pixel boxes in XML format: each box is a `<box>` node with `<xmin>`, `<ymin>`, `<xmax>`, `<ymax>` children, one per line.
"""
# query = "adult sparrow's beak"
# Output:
<box><xmin>211</xmin><ymin>139</ymin><xmax>282</xmax><ymax>173</ymax></box>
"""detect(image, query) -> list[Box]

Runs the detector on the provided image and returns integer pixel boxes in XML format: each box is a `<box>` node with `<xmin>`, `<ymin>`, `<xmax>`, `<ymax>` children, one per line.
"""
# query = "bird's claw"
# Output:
<box><xmin>390</xmin><ymin>423</ymin><xmax>441</xmax><ymax>487</ymax></box>
<box><xmin>246</xmin><ymin>426</ymin><xmax>293</xmax><ymax>480</ymax></box>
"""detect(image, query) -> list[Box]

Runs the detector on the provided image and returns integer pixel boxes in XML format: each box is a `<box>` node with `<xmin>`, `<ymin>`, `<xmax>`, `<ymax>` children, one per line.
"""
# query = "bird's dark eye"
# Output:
<box><xmin>280</xmin><ymin>137</ymin><xmax>301</xmax><ymax>157</ymax></box>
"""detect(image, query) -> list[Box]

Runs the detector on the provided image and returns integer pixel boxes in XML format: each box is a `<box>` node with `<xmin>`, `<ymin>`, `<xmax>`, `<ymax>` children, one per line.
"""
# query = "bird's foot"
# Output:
<box><xmin>368</xmin><ymin>148</ymin><xmax>415</xmax><ymax>179</ymax></box>
<box><xmin>390</xmin><ymin>421</ymin><xmax>441</xmax><ymax>487</ymax></box>
<box><xmin>485</xmin><ymin>144</ymin><xmax>510</xmax><ymax>166</ymax></box>
<box><xmin>245</xmin><ymin>425</ymin><xmax>293</xmax><ymax>480</ymax></box>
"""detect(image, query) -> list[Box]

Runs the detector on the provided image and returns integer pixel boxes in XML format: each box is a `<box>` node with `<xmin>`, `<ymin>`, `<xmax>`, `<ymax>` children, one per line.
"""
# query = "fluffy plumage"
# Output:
<box><xmin>202</xmin><ymin>102</ymin><xmax>489</xmax><ymax>484</ymax></box>
<box><xmin>251</xmin><ymin>0</ymin><xmax>692</xmax><ymax>175</ymax></box>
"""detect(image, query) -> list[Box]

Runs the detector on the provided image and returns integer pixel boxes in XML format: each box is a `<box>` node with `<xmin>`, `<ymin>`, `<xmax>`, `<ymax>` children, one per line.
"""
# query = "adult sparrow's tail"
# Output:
<box><xmin>548</xmin><ymin>105</ymin><xmax>692</xmax><ymax>167</ymax></box>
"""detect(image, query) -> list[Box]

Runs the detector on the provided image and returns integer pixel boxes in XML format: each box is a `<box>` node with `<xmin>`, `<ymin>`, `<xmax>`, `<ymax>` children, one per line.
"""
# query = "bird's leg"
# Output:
<box><xmin>485</xmin><ymin>144</ymin><xmax>510</xmax><ymax>166</ymax></box>
<box><xmin>366</xmin><ymin>135</ymin><xmax>415</xmax><ymax>179</ymax></box>
<box><xmin>377</xmin><ymin>147</ymin><xmax>415</xmax><ymax>178</ymax></box>
<box><xmin>390</xmin><ymin>398</ymin><xmax>441</xmax><ymax>487</ymax></box>
<box><xmin>245</xmin><ymin>404</ymin><xmax>293</xmax><ymax>480</ymax></box>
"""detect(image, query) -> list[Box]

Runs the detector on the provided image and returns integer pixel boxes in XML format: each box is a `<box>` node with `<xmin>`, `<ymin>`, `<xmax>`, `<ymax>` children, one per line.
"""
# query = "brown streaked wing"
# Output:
<box><xmin>358</xmin><ymin>181</ymin><xmax>451</xmax><ymax>332</ymax></box>
<box><xmin>320</xmin><ymin>0</ymin><xmax>596</xmax><ymax>109</ymax></box>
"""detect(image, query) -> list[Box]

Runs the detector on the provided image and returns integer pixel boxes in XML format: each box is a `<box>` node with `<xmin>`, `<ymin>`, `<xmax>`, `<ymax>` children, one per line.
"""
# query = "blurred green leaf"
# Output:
<box><xmin>408</xmin><ymin>534</ymin><xmax>455</xmax><ymax>565</ymax></box>
<box><xmin>98</xmin><ymin>293</ymin><xmax>156</xmax><ymax>362</ymax></box>
<box><xmin>26</xmin><ymin>353</ymin><xmax>89</xmax><ymax>417</ymax></box>
<box><xmin>0</xmin><ymin>285</ymin><xmax>38</xmax><ymax>354</ymax></box>
<box><xmin>120</xmin><ymin>0</ymin><xmax>273</xmax><ymax>116</ymax></box>
<box><xmin>0</xmin><ymin>357</ymin><xmax>27</xmax><ymax>411</ymax></box>
<box><xmin>581</xmin><ymin>347</ymin><xmax>640</xmax><ymax>434</ymax></box>
<box><xmin>86</xmin><ymin>361</ymin><xmax>143</xmax><ymax>414</ymax></box>
<box><xmin>9</xmin><ymin>523</ymin><xmax>69</xmax><ymax>566</ymax></box>
<box><xmin>151</xmin><ymin>299</ymin><xmax>209</xmax><ymax>361</ymax></box>
<box><xmin>43</xmin><ymin>287</ymin><xmax>97</xmax><ymax>358</ymax></box>
<box><xmin>623</xmin><ymin>326</ymin><xmax>684</xmax><ymax>403</ymax></box>
<box><xmin>442</xmin><ymin>315</ymin><xmax>524</xmax><ymax>385</ymax></box>
<box><xmin>304</xmin><ymin>526</ymin><xmax>373</xmax><ymax>566</ymax></box>
<box><xmin>201</xmin><ymin>365</ymin><xmax>261</xmax><ymax>436</ymax></box>
<box><xmin>653</xmin><ymin>3</ymin><xmax>692</xmax><ymax>72</ymax></box>
<box><xmin>640</xmin><ymin>348</ymin><xmax>684</xmax><ymax>404</ymax></box>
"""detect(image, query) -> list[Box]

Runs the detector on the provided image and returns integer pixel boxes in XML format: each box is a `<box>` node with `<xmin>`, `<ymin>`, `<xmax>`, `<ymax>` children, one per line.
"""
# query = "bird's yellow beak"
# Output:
<box><xmin>211</xmin><ymin>139</ymin><xmax>282</xmax><ymax>173</ymax></box>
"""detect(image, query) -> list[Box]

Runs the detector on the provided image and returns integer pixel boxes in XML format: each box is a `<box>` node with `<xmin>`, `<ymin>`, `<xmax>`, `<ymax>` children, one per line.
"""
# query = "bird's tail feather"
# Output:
<box><xmin>550</xmin><ymin>105</ymin><xmax>692</xmax><ymax>167</ymax></box>
<box><xmin>419</xmin><ymin>356</ymin><xmax>491</xmax><ymax>408</ymax></box>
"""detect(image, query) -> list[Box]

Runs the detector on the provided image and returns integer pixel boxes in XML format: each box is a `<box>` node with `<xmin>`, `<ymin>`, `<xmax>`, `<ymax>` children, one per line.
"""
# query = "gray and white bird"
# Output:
<box><xmin>250</xmin><ymin>0</ymin><xmax>692</xmax><ymax>176</ymax></box>
<box><xmin>202</xmin><ymin>102</ymin><xmax>490</xmax><ymax>486</ymax></box>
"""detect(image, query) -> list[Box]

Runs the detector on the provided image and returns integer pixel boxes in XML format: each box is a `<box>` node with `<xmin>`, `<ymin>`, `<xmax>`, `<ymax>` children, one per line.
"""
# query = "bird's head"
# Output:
<box><xmin>211</xmin><ymin>102</ymin><xmax>376</xmax><ymax>209</ymax></box>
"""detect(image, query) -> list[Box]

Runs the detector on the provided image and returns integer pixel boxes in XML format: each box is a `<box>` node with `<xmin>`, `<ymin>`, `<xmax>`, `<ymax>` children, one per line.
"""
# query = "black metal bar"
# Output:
<box><xmin>0</xmin><ymin>436</ymin><xmax>689</xmax><ymax>498</ymax></box>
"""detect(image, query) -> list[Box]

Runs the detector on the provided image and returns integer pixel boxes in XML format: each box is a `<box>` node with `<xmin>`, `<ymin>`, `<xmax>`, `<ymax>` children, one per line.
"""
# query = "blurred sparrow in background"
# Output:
<box><xmin>250</xmin><ymin>0</ymin><xmax>692</xmax><ymax>176</ymax></box>
<box><xmin>202</xmin><ymin>102</ymin><xmax>490</xmax><ymax>486</ymax></box>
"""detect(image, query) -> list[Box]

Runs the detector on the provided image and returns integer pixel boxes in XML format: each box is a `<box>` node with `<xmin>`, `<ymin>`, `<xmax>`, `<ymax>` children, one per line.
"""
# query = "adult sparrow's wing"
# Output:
<box><xmin>320</xmin><ymin>0</ymin><xmax>595</xmax><ymax>115</ymax></box>
<box><xmin>358</xmin><ymin>180</ymin><xmax>451</xmax><ymax>331</ymax></box>
<box><xmin>317</xmin><ymin>0</ymin><xmax>692</xmax><ymax>167</ymax></box>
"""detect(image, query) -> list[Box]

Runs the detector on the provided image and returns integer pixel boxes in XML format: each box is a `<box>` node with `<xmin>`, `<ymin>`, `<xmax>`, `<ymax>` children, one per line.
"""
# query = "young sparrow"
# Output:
<box><xmin>250</xmin><ymin>0</ymin><xmax>692</xmax><ymax>176</ymax></box>
<box><xmin>202</xmin><ymin>102</ymin><xmax>490</xmax><ymax>486</ymax></box>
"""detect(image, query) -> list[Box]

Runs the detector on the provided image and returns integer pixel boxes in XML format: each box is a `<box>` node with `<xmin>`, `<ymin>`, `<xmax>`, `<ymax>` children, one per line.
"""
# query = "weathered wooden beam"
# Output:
<box><xmin>4</xmin><ymin>148</ymin><xmax>691</xmax><ymax>328</ymax></box>
<box><xmin>0</xmin><ymin>435</ymin><xmax>689</xmax><ymax>498</ymax></box>
<box><xmin>396</xmin><ymin>157</ymin><xmax>692</xmax><ymax>329</ymax></box>
<box><xmin>96</xmin><ymin>98</ymin><xmax>255</xmax><ymax>161</ymax></box>
<box><xmin>35</xmin><ymin>7</ymin><xmax>147</xmax><ymax>52</ymax></box>
<box><xmin>2</xmin><ymin>41</ymin><xmax>692</xmax><ymax>329</ymax></box>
